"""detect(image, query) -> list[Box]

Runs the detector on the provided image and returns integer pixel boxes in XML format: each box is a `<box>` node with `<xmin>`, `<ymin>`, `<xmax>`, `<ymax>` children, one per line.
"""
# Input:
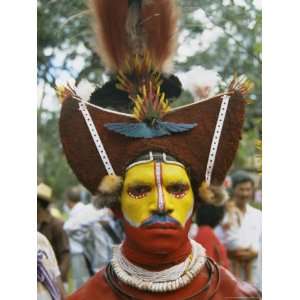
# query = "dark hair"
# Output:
<box><xmin>37</xmin><ymin>197</ymin><xmax>50</xmax><ymax>209</ymax></box>
<box><xmin>231</xmin><ymin>170</ymin><xmax>254</xmax><ymax>189</ymax></box>
<box><xmin>195</xmin><ymin>203</ymin><xmax>225</xmax><ymax>228</ymax></box>
<box><xmin>66</xmin><ymin>186</ymin><xmax>81</xmax><ymax>203</ymax></box>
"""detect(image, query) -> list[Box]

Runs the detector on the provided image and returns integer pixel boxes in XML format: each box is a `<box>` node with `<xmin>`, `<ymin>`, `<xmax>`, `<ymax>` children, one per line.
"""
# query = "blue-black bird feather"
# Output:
<box><xmin>105</xmin><ymin>121</ymin><xmax>197</xmax><ymax>138</ymax></box>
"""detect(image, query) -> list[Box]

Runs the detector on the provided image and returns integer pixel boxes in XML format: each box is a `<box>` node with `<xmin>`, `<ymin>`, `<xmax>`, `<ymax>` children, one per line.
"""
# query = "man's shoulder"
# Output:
<box><xmin>37</xmin><ymin>232</ymin><xmax>49</xmax><ymax>246</ymax></box>
<box><xmin>37</xmin><ymin>233</ymin><xmax>54</xmax><ymax>257</ymax></box>
<box><xmin>50</xmin><ymin>216</ymin><xmax>65</xmax><ymax>228</ymax></box>
<box><xmin>67</xmin><ymin>268</ymin><xmax>116</xmax><ymax>300</ymax></box>
<box><xmin>248</xmin><ymin>204</ymin><xmax>262</xmax><ymax>217</ymax></box>
<box><xmin>67</xmin><ymin>265</ymin><xmax>261</xmax><ymax>300</ymax></box>
<box><xmin>48</xmin><ymin>217</ymin><xmax>68</xmax><ymax>237</ymax></box>
<box><xmin>219</xmin><ymin>266</ymin><xmax>261</xmax><ymax>298</ymax></box>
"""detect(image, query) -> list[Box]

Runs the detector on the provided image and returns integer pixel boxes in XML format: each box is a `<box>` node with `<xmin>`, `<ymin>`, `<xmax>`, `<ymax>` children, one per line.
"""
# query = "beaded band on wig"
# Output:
<box><xmin>79</xmin><ymin>102</ymin><xmax>115</xmax><ymax>175</ymax></box>
<box><xmin>205</xmin><ymin>95</ymin><xmax>231</xmax><ymax>184</ymax></box>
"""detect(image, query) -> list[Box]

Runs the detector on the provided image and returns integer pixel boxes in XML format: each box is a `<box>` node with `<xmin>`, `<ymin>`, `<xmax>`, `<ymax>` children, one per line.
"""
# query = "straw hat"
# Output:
<box><xmin>37</xmin><ymin>183</ymin><xmax>53</xmax><ymax>202</ymax></box>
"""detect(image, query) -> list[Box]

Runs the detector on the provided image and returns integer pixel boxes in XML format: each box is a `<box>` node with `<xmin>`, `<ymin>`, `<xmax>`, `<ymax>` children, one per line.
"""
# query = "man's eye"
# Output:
<box><xmin>127</xmin><ymin>185</ymin><xmax>151</xmax><ymax>199</ymax></box>
<box><xmin>167</xmin><ymin>184</ymin><xmax>189</xmax><ymax>198</ymax></box>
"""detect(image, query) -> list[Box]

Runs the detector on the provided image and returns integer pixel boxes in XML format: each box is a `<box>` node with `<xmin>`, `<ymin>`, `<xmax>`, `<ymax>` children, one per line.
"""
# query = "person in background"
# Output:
<box><xmin>192</xmin><ymin>188</ymin><xmax>230</xmax><ymax>269</ymax></box>
<box><xmin>63</xmin><ymin>186</ymin><xmax>90</xmax><ymax>290</ymax></box>
<box><xmin>221</xmin><ymin>170</ymin><xmax>262</xmax><ymax>290</ymax></box>
<box><xmin>63</xmin><ymin>186</ymin><xmax>124</xmax><ymax>290</ymax></box>
<box><xmin>84</xmin><ymin>203</ymin><xmax>123</xmax><ymax>274</ymax></box>
<box><xmin>49</xmin><ymin>203</ymin><xmax>65</xmax><ymax>221</ymax></box>
<box><xmin>37</xmin><ymin>232</ymin><xmax>65</xmax><ymax>300</ymax></box>
<box><xmin>38</xmin><ymin>183</ymin><xmax>70</xmax><ymax>284</ymax></box>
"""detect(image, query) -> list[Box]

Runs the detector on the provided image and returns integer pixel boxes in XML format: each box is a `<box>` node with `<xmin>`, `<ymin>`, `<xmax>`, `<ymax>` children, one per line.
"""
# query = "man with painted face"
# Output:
<box><xmin>57</xmin><ymin>1</ymin><xmax>261</xmax><ymax>299</ymax></box>
<box><xmin>63</xmin><ymin>152</ymin><xmax>260</xmax><ymax>299</ymax></box>
<box><xmin>120</xmin><ymin>153</ymin><xmax>194</xmax><ymax>260</ymax></box>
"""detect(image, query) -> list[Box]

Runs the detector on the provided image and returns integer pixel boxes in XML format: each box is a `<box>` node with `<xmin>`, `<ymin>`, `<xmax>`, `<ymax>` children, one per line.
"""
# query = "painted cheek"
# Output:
<box><xmin>121</xmin><ymin>190</ymin><xmax>155</xmax><ymax>227</ymax></box>
<box><xmin>170</xmin><ymin>192</ymin><xmax>194</xmax><ymax>226</ymax></box>
<box><xmin>121</xmin><ymin>162</ymin><xmax>158</xmax><ymax>226</ymax></box>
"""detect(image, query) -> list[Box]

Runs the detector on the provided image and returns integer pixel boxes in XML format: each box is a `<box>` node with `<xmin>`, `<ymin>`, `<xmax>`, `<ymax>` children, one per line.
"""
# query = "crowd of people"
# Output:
<box><xmin>37</xmin><ymin>183</ymin><xmax>124</xmax><ymax>299</ymax></box>
<box><xmin>190</xmin><ymin>170</ymin><xmax>262</xmax><ymax>290</ymax></box>
<box><xmin>37</xmin><ymin>169</ymin><xmax>261</xmax><ymax>299</ymax></box>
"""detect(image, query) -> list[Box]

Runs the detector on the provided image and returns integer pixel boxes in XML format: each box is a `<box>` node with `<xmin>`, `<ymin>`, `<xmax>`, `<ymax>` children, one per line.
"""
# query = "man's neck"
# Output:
<box><xmin>121</xmin><ymin>237</ymin><xmax>192</xmax><ymax>271</ymax></box>
<box><xmin>38</xmin><ymin>210</ymin><xmax>51</xmax><ymax>226</ymax></box>
<box><xmin>68</xmin><ymin>202</ymin><xmax>76</xmax><ymax>210</ymax></box>
<box><xmin>69</xmin><ymin>201</ymin><xmax>83</xmax><ymax>213</ymax></box>
<box><xmin>235</xmin><ymin>201</ymin><xmax>248</xmax><ymax>214</ymax></box>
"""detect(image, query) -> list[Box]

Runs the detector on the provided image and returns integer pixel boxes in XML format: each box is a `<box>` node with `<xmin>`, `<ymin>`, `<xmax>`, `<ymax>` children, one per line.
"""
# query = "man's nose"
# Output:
<box><xmin>150</xmin><ymin>189</ymin><xmax>175</xmax><ymax>214</ymax></box>
<box><xmin>242</xmin><ymin>192</ymin><xmax>250</xmax><ymax>198</ymax></box>
<box><xmin>150</xmin><ymin>207</ymin><xmax>174</xmax><ymax>216</ymax></box>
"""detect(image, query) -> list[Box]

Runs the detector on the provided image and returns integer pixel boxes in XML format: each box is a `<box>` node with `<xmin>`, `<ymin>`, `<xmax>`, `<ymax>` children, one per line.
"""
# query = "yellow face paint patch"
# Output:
<box><xmin>121</xmin><ymin>161</ymin><xmax>194</xmax><ymax>227</ymax></box>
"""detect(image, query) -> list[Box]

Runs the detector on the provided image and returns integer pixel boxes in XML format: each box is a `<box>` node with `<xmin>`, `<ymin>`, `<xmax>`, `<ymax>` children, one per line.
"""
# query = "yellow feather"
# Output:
<box><xmin>142</xmin><ymin>85</ymin><xmax>147</xmax><ymax>98</ymax></box>
<box><xmin>156</xmin><ymin>85</ymin><xmax>161</xmax><ymax>97</ymax></box>
<box><xmin>98</xmin><ymin>175</ymin><xmax>123</xmax><ymax>194</ymax></box>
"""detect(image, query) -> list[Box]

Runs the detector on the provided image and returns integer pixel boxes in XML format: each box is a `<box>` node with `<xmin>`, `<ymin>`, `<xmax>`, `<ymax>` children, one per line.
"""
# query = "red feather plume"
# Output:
<box><xmin>89</xmin><ymin>0</ymin><xmax>129</xmax><ymax>72</ymax></box>
<box><xmin>89</xmin><ymin>0</ymin><xmax>179</xmax><ymax>73</ymax></box>
<box><xmin>142</xmin><ymin>0</ymin><xmax>179</xmax><ymax>73</ymax></box>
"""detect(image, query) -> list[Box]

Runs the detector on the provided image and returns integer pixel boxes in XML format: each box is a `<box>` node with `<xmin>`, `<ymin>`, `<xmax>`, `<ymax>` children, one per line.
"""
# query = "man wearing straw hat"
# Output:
<box><xmin>38</xmin><ymin>182</ymin><xmax>70</xmax><ymax>284</ymax></box>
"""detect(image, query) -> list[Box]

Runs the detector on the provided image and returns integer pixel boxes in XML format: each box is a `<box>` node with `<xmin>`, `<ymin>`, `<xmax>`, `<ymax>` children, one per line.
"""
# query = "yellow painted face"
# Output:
<box><xmin>121</xmin><ymin>161</ymin><xmax>194</xmax><ymax>227</ymax></box>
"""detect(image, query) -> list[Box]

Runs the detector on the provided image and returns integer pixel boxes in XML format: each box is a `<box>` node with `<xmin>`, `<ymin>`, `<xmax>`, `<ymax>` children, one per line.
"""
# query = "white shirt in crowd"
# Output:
<box><xmin>217</xmin><ymin>204</ymin><xmax>262</xmax><ymax>290</ymax></box>
<box><xmin>63</xmin><ymin>202</ymin><xmax>123</xmax><ymax>278</ymax></box>
<box><xmin>63</xmin><ymin>202</ymin><xmax>110</xmax><ymax>254</ymax></box>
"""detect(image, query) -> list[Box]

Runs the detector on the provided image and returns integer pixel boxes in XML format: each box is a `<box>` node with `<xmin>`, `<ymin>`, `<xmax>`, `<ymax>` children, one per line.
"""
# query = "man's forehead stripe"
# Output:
<box><xmin>154</xmin><ymin>162</ymin><xmax>165</xmax><ymax>212</ymax></box>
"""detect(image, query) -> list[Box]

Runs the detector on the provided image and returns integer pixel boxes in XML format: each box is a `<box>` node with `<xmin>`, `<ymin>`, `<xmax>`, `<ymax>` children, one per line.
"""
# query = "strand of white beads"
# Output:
<box><xmin>111</xmin><ymin>240</ymin><xmax>206</xmax><ymax>293</ymax></box>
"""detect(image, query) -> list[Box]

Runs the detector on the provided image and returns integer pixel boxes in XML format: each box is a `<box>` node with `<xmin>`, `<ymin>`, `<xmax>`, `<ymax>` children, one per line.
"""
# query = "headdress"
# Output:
<box><xmin>58</xmin><ymin>0</ymin><xmax>251</xmax><ymax>207</ymax></box>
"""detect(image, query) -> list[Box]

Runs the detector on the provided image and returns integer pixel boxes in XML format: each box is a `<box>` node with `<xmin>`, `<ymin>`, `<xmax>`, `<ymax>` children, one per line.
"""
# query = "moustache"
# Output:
<box><xmin>141</xmin><ymin>214</ymin><xmax>180</xmax><ymax>228</ymax></box>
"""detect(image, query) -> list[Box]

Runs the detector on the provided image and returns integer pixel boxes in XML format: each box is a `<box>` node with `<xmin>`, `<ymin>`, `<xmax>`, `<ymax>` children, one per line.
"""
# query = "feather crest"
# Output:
<box><xmin>89</xmin><ymin>0</ymin><xmax>179</xmax><ymax>73</ymax></box>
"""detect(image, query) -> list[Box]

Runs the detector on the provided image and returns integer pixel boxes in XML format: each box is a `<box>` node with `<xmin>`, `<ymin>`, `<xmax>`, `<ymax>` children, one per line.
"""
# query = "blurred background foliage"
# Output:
<box><xmin>37</xmin><ymin>0</ymin><xmax>261</xmax><ymax>203</ymax></box>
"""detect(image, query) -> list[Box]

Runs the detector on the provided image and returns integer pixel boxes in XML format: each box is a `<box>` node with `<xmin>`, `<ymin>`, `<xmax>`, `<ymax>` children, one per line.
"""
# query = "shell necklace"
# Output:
<box><xmin>110</xmin><ymin>239</ymin><xmax>206</xmax><ymax>293</ymax></box>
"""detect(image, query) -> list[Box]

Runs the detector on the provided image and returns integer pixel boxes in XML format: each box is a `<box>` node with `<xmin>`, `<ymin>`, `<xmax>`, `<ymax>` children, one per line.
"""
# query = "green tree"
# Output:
<box><xmin>38</xmin><ymin>108</ymin><xmax>78</xmax><ymax>203</ymax></box>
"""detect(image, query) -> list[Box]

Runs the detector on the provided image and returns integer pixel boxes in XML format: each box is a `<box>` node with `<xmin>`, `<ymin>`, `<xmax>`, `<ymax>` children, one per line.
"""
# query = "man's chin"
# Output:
<box><xmin>146</xmin><ymin>229</ymin><xmax>185</xmax><ymax>253</ymax></box>
<box><xmin>124</xmin><ymin>221</ymin><xmax>189</xmax><ymax>254</ymax></box>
